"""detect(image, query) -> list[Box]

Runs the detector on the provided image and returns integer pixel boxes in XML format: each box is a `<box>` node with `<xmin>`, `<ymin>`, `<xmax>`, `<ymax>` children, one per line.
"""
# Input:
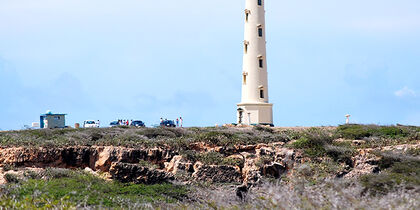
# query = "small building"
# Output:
<box><xmin>40</xmin><ymin>111</ymin><xmax>66</xmax><ymax>129</ymax></box>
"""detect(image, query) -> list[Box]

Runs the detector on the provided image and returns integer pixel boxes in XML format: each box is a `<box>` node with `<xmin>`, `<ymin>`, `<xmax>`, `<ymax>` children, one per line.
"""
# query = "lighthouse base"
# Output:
<box><xmin>237</xmin><ymin>103</ymin><xmax>273</xmax><ymax>126</ymax></box>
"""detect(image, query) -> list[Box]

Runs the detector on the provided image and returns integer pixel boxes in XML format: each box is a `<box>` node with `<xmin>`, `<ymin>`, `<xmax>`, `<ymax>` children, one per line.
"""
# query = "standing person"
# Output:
<box><xmin>179</xmin><ymin>117</ymin><xmax>183</xmax><ymax>127</ymax></box>
<box><xmin>176</xmin><ymin>118</ymin><xmax>179</xmax><ymax>127</ymax></box>
<box><xmin>160</xmin><ymin>118</ymin><xmax>163</xmax><ymax>123</ymax></box>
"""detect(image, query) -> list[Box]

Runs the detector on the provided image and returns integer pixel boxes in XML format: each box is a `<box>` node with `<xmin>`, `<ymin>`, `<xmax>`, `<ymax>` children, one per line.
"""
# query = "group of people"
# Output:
<box><xmin>160</xmin><ymin>117</ymin><xmax>183</xmax><ymax>127</ymax></box>
<box><xmin>117</xmin><ymin>119</ymin><xmax>132</xmax><ymax>126</ymax></box>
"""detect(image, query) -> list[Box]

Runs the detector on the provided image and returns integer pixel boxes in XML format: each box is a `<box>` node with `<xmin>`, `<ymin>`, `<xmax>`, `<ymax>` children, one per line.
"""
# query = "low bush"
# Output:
<box><xmin>41</xmin><ymin>168</ymin><xmax>76</xmax><ymax>179</ymax></box>
<box><xmin>360</xmin><ymin>151</ymin><xmax>420</xmax><ymax>195</ymax></box>
<box><xmin>1</xmin><ymin>170</ymin><xmax>188</xmax><ymax>208</ymax></box>
<box><xmin>407</xmin><ymin>148</ymin><xmax>420</xmax><ymax>156</ymax></box>
<box><xmin>254</xmin><ymin>126</ymin><xmax>274</xmax><ymax>133</ymax></box>
<box><xmin>256</xmin><ymin>155</ymin><xmax>274</xmax><ymax>168</ymax></box>
<box><xmin>291</xmin><ymin>135</ymin><xmax>328</xmax><ymax>158</ymax></box>
<box><xmin>138</xmin><ymin>160</ymin><xmax>159</xmax><ymax>170</ymax></box>
<box><xmin>4</xmin><ymin>173</ymin><xmax>20</xmax><ymax>183</ymax></box>
<box><xmin>324</xmin><ymin>145</ymin><xmax>355</xmax><ymax>166</ymax></box>
<box><xmin>180</xmin><ymin>151</ymin><xmax>243</xmax><ymax>167</ymax></box>
<box><xmin>336</xmin><ymin>124</ymin><xmax>412</xmax><ymax>140</ymax></box>
<box><xmin>2</xmin><ymin>164</ymin><xmax>16</xmax><ymax>172</ymax></box>
<box><xmin>335</xmin><ymin>124</ymin><xmax>372</xmax><ymax>139</ymax></box>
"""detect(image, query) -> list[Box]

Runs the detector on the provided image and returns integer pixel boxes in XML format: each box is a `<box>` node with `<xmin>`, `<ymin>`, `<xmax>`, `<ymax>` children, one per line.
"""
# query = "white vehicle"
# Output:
<box><xmin>83</xmin><ymin>120</ymin><xmax>100</xmax><ymax>128</ymax></box>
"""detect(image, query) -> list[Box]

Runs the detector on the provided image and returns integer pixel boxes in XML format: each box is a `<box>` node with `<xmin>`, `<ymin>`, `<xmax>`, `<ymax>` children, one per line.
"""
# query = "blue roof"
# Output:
<box><xmin>40</xmin><ymin>113</ymin><xmax>67</xmax><ymax>116</ymax></box>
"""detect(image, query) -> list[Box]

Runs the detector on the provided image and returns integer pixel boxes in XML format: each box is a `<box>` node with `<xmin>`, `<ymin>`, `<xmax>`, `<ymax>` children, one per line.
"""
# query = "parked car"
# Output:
<box><xmin>160</xmin><ymin>120</ymin><xmax>176</xmax><ymax>127</ymax></box>
<box><xmin>109</xmin><ymin>121</ymin><xmax>119</xmax><ymax>127</ymax></box>
<box><xmin>131</xmin><ymin>120</ymin><xmax>145</xmax><ymax>127</ymax></box>
<box><xmin>83</xmin><ymin>120</ymin><xmax>100</xmax><ymax>128</ymax></box>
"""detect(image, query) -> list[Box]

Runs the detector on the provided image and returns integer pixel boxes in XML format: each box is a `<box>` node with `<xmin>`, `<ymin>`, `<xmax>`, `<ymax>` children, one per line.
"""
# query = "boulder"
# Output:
<box><xmin>109</xmin><ymin>162</ymin><xmax>174</xmax><ymax>184</ymax></box>
<box><xmin>344</xmin><ymin>150</ymin><xmax>380</xmax><ymax>178</ymax></box>
<box><xmin>242</xmin><ymin>155</ymin><xmax>262</xmax><ymax>185</ymax></box>
<box><xmin>164</xmin><ymin>155</ymin><xmax>193</xmax><ymax>175</ymax></box>
<box><xmin>192</xmin><ymin>162</ymin><xmax>242</xmax><ymax>183</ymax></box>
<box><xmin>260</xmin><ymin>162</ymin><xmax>287</xmax><ymax>178</ymax></box>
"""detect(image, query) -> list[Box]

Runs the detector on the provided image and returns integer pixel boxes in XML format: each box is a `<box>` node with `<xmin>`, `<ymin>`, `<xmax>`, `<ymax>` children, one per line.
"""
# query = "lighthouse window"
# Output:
<box><xmin>246</xmin><ymin>13</ymin><xmax>249</xmax><ymax>22</ymax></box>
<box><xmin>243</xmin><ymin>74</ymin><xmax>247</xmax><ymax>85</ymax></box>
<box><xmin>260</xmin><ymin>89</ymin><xmax>264</xmax><ymax>98</ymax></box>
<box><xmin>259</xmin><ymin>58</ymin><xmax>264</xmax><ymax>68</ymax></box>
<box><xmin>258</xmin><ymin>27</ymin><xmax>263</xmax><ymax>37</ymax></box>
<box><xmin>258</xmin><ymin>0</ymin><xmax>262</xmax><ymax>6</ymax></box>
<box><xmin>244</xmin><ymin>42</ymin><xmax>248</xmax><ymax>53</ymax></box>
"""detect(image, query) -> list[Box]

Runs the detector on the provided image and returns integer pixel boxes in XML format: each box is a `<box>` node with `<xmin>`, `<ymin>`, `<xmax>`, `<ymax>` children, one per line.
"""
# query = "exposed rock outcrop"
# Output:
<box><xmin>260</xmin><ymin>162</ymin><xmax>287</xmax><ymax>178</ymax></box>
<box><xmin>192</xmin><ymin>162</ymin><xmax>242</xmax><ymax>183</ymax></box>
<box><xmin>109</xmin><ymin>162</ymin><xmax>174</xmax><ymax>184</ymax></box>
<box><xmin>1</xmin><ymin>140</ymin><xmax>417</xmax><ymax>185</ymax></box>
<box><xmin>164</xmin><ymin>155</ymin><xmax>193</xmax><ymax>175</ymax></box>
<box><xmin>0</xmin><ymin>146</ymin><xmax>175</xmax><ymax>171</ymax></box>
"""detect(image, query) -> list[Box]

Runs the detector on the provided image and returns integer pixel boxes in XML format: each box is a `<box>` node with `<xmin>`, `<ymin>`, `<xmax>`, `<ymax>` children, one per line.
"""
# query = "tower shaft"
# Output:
<box><xmin>237</xmin><ymin>0</ymin><xmax>273</xmax><ymax>126</ymax></box>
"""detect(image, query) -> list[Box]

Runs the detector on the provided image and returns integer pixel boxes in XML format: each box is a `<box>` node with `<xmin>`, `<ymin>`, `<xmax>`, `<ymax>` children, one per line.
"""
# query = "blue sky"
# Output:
<box><xmin>0</xmin><ymin>0</ymin><xmax>419</xmax><ymax>130</ymax></box>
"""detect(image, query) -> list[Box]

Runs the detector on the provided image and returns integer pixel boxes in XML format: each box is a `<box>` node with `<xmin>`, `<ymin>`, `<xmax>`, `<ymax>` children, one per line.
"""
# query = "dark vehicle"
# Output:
<box><xmin>160</xmin><ymin>120</ymin><xmax>176</xmax><ymax>127</ymax></box>
<box><xmin>110</xmin><ymin>121</ymin><xmax>119</xmax><ymax>127</ymax></box>
<box><xmin>131</xmin><ymin>120</ymin><xmax>145</xmax><ymax>127</ymax></box>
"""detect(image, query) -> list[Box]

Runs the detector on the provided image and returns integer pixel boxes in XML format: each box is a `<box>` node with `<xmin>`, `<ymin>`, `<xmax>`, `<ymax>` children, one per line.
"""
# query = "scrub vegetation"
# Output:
<box><xmin>0</xmin><ymin>124</ymin><xmax>419</xmax><ymax>209</ymax></box>
<box><xmin>0</xmin><ymin>169</ymin><xmax>188</xmax><ymax>209</ymax></box>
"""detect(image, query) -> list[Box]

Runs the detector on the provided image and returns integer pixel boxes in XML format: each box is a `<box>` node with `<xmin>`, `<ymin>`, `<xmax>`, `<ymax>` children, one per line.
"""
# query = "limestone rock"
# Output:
<box><xmin>164</xmin><ymin>155</ymin><xmax>193</xmax><ymax>175</ymax></box>
<box><xmin>344</xmin><ymin>149</ymin><xmax>380</xmax><ymax>178</ymax></box>
<box><xmin>260</xmin><ymin>162</ymin><xmax>287</xmax><ymax>178</ymax></box>
<box><xmin>109</xmin><ymin>162</ymin><xmax>174</xmax><ymax>184</ymax></box>
<box><xmin>242</xmin><ymin>156</ymin><xmax>261</xmax><ymax>185</ymax></box>
<box><xmin>192</xmin><ymin>162</ymin><xmax>242</xmax><ymax>183</ymax></box>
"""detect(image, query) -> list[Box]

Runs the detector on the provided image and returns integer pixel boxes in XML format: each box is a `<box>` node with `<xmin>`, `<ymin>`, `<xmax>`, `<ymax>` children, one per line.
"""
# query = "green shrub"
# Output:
<box><xmin>42</xmin><ymin>168</ymin><xmax>75</xmax><ymax>179</ymax></box>
<box><xmin>376</xmin><ymin>127</ymin><xmax>407</xmax><ymax>138</ymax></box>
<box><xmin>200</xmin><ymin>152</ymin><xmax>243</xmax><ymax>166</ymax></box>
<box><xmin>23</xmin><ymin>170</ymin><xmax>40</xmax><ymax>179</ymax></box>
<box><xmin>256</xmin><ymin>155</ymin><xmax>274</xmax><ymax>167</ymax></box>
<box><xmin>180</xmin><ymin>151</ymin><xmax>243</xmax><ymax>167</ymax></box>
<box><xmin>4</xmin><ymin>173</ymin><xmax>20</xmax><ymax>183</ymax></box>
<box><xmin>254</xmin><ymin>126</ymin><xmax>274</xmax><ymax>133</ymax></box>
<box><xmin>336</xmin><ymin>124</ymin><xmax>372</xmax><ymax>139</ymax></box>
<box><xmin>198</xmin><ymin>131</ymin><xmax>235</xmax><ymax>146</ymax></box>
<box><xmin>180</xmin><ymin>150</ymin><xmax>200</xmax><ymax>162</ymax></box>
<box><xmin>138</xmin><ymin>160</ymin><xmax>159</xmax><ymax>170</ymax></box>
<box><xmin>360</xmin><ymin>151</ymin><xmax>420</xmax><ymax>195</ymax></box>
<box><xmin>406</xmin><ymin>148</ymin><xmax>420</xmax><ymax>156</ymax></box>
<box><xmin>324</xmin><ymin>145</ymin><xmax>355</xmax><ymax>165</ymax></box>
<box><xmin>2</xmin><ymin>170</ymin><xmax>188</xmax><ymax>208</ymax></box>
<box><xmin>336</xmin><ymin>124</ymin><xmax>412</xmax><ymax>140</ymax></box>
<box><xmin>3</xmin><ymin>164</ymin><xmax>16</xmax><ymax>172</ymax></box>
<box><xmin>138</xmin><ymin>128</ymin><xmax>177</xmax><ymax>139</ymax></box>
<box><xmin>292</xmin><ymin>137</ymin><xmax>326</xmax><ymax>158</ymax></box>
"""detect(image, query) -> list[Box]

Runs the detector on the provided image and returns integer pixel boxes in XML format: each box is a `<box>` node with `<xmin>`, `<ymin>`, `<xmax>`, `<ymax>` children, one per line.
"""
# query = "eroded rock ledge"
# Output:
<box><xmin>1</xmin><ymin>142</ymin><xmax>419</xmax><ymax>185</ymax></box>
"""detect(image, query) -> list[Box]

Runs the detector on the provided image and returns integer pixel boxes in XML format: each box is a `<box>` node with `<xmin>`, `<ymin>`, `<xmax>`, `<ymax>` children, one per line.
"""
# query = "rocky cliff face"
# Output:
<box><xmin>0</xmin><ymin>127</ymin><xmax>419</xmax><ymax>186</ymax></box>
<box><xmin>0</xmin><ymin>143</ymin><xmax>302</xmax><ymax>185</ymax></box>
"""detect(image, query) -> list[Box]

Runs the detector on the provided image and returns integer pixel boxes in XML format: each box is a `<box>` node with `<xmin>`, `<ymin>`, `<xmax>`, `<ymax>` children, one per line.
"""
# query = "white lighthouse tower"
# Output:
<box><xmin>237</xmin><ymin>0</ymin><xmax>273</xmax><ymax>126</ymax></box>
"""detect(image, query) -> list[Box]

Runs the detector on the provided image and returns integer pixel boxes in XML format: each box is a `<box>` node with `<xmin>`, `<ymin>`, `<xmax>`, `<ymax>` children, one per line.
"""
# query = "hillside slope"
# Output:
<box><xmin>0</xmin><ymin>125</ymin><xmax>419</xmax><ymax>208</ymax></box>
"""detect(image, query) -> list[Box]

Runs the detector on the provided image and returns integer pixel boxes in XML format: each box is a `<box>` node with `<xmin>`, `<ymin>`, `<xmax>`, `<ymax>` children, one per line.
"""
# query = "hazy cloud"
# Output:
<box><xmin>394</xmin><ymin>86</ymin><xmax>417</xmax><ymax>98</ymax></box>
<box><xmin>349</xmin><ymin>15</ymin><xmax>420</xmax><ymax>33</ymax></box>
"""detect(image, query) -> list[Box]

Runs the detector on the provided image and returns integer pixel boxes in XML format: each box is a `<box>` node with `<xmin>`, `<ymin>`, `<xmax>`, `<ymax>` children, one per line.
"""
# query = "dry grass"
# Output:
<box><xmin>183</xmin><ymin>179</ymin><xmax>420</xmax><ymax>209</ymax></box>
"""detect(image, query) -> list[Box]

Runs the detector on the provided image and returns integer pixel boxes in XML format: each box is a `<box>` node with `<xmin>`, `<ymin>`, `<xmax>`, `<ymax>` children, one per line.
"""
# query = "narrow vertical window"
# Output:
<box><xmin>258</xmin><ymin>27</ymin><xmax>263</xmax><ymax>37</ymax></box>
<box><xmin>243</xmin><ymin>74</ymin><xmax>247</xmax><ymax>85</ymax></box>
<box><xmin>258</xmin><ymin>0</ymin><xmax>262</xmax><ymax>6</ymax></box>
<box><xmin>245</xmin><ymin>10</ymin><xmax>250</xmax><ymax>22</ymax></box>
<box><xmin>244</xmin><ymin>41</ymin><xmax>249</xmax><ymax>54</ymax></box>
<box><xmin>260</xmin><ymin>89</ymin><xmax>264</xmax><ymax>98</ymax></box>
<box><xmin>259</xmin><ymin>58</ymin><xmax>264</xmax><ymax>68</ymax></box>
